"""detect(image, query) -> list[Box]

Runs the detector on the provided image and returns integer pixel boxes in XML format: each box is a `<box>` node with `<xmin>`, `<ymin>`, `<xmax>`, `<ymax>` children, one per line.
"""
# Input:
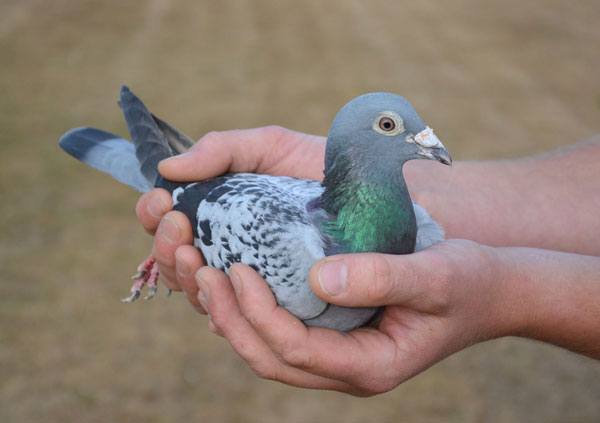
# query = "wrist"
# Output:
<box><xmin>488</xmin><ymin>247</ymin><xmax>600</xmax><ymax>358</ymax></box>
<box><xmin>421</xmin><ymin>241</ymin><xmax>522</xmax><ymax>349</ymax></box>
<box><xmin>486</xmin><ymin>247</ymin><xmax>533</xmax><ymax>339</ymax></box>
<box><xmin>452</xmin><ymin>244</ymin><xmax>529</xmax><ymax>344</ymax></box>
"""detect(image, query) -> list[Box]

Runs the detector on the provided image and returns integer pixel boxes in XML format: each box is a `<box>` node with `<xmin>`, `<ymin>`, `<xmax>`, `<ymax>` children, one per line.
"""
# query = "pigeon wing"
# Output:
<box><xmin>173</xmin><ymin>174</ymin><xmax>329</xmax><ymax>320</ymax></box>
<box><xmin>413</xmin><ymin>202</ymin><xmax>445</xmax><ymax>251</ymax></box>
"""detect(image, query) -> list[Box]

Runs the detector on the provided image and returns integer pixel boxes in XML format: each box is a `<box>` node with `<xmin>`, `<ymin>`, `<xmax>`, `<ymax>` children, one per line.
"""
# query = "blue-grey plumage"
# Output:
<box><xmin>59</xmin><ymin>127</ymin><xmax>154</xmax><ymax>192</ymax></box>
<box><xmin>59</xmin><ymin>86</ymin><xmax>451</xmax><ymax>331</ymax></box>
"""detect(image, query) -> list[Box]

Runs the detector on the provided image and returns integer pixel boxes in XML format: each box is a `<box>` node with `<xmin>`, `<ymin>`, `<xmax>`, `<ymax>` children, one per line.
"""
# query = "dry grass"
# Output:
<box><xmin>1</xmin><ymin>0</ymin><xmax>599</xmax><ymax>421</ymax></box>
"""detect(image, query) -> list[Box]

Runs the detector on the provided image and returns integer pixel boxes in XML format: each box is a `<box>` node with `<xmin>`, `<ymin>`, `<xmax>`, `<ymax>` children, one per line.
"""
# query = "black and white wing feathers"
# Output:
<box><xmin>172</xmin><ymin>174</ymin><xmax>330</xmax><ymax>320</ymax></box>
<box><xmin>167</xmin><ymin>173</ymin><xmax>445</xmax><ymax>330</ymax></box>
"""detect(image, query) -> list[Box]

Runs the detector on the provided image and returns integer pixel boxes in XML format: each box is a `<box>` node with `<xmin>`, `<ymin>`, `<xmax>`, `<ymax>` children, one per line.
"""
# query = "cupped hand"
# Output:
<box><xmin>171</xmin><ymin>239</ymin><xmax>519</xmax><ymax>395</ymax></box>
<box><xmin>133</xmin><ymin>126</ymin><xmax>527</xmax><ymax>394</ymax></box>
<box><xmin>135</xmin><ymin>126</ymin><xmax>326</xmax><ymax>305</ymax></box>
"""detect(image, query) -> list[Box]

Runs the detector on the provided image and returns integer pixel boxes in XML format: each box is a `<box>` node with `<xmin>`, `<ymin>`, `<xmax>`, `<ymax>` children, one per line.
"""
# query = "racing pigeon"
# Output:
<box><xmin>59</xmin><ymin>86</ymin><xmax>451</xmax><ymax>331</ymax></box>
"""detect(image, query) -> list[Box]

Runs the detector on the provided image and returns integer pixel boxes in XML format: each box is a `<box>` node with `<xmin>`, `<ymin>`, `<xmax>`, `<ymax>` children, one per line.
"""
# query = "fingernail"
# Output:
<box><xmin>175</xmin><ymin>251</ymin><xmax>190</xmax><ymax>278</ymax></box>
<box><xmin>195</xmin><ymin>272</ymin><xmax>210</xmax><ymax>304</ymax></box>
<box><xmin>318</xmin><ymin>260</ymin><xmax>347</xmax><ymax>296</ymax></box>
<box><xmin>230</xmin><ymin>268</ymin><xmax>242</xmax><ymax>296</ymax></box>
<box><xmin>160</xmin><ymin>216</ymin><xmax>180</xmax><ymax>245</ymax></box>
<box><xmin>147</xmin><ymin>194</ymin><xmax>166</xmax><ymax>218</ymax></box>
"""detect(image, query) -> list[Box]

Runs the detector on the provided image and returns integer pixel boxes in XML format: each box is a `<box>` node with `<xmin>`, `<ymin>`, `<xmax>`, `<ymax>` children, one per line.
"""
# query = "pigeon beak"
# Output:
<box><xmin>410</xmin><ymin>127</ymin><xmax>453</xmax><ymax>166</ymax></box>
<box><xmin>429</xmin><ymin>146</ymin><xmax>452</xmax><ymax>166</ymax></box>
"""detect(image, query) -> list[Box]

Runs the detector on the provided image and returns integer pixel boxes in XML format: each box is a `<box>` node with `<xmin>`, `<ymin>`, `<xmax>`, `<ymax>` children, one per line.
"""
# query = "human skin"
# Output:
<box><xmin>135</xmin><ymin>127</ymin><xmax>600</xmax><ymax>396</ymax></box>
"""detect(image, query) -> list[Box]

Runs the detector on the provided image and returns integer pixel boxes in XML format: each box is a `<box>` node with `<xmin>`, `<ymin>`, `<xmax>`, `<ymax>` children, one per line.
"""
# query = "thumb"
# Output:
<box><xmin>157</xmin><ymin>128</ymin><xmax>275</xmax><ymax>182</ymax></box>
<box><xmin>157</xmin><ymin>131</ymin><xmax>230</xmax><ymax>182</ymax></box>
<box><xmin>309</xmin><ymin>251</ymin><xmax>449</xmax><ymax>312</ymax></box>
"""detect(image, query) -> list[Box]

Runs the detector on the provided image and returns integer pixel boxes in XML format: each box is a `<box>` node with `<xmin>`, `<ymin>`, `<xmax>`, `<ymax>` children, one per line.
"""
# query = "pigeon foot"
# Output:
<box><xmin>121</xmin><ymin>254</ymin><xmax>160</xmax><ymax>302</ymax></box>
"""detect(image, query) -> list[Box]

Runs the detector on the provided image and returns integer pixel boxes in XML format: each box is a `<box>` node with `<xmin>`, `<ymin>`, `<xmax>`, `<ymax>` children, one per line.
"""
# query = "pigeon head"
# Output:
<box><xmin>320</xmin><ymin>93</ymin><xmax>451</xmax><ymax>255</ymax></box>
<box><xmin>324</xmin><ymin>93</ymin><xmax>451</xmax><ymax>174</ymax></box>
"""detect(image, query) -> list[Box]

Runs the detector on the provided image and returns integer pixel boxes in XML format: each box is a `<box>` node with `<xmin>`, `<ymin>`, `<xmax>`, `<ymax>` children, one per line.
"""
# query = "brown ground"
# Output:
<box><xmin>1</xmin><ymin>0</ymin><xmax>599</xmax><ymax>422</ymax></box>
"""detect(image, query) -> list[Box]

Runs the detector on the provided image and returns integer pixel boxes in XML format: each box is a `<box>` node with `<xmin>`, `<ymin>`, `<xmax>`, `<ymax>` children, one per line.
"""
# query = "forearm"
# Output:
<box><xmin>406</xmin><ymin>136</ymin><xmax>600</xmax><ymax>255</ymax></box>
<box><xmin>495</xmin><ymin>247</ymin><xmax>600</xmax><ymax>358</ymax></box>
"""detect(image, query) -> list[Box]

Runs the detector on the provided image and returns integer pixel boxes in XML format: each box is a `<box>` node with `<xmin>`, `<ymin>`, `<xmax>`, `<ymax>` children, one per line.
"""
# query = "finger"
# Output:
<box><xmin>158</xmin><ymin>127</ymin><xmax>326</xmax><ymax>182</ymax></box>
<box><xmin>195</xmin><ymin>266</ymin><xmax>363</xmax><ymax>394</ymax></box>
<box><xmin>151</xmin><ymin>211</ymin><xmax>193</xmax><ymax>291</ymax></box>
<box><xmin>229</xmin><ymin>263</ymin><xmax>401</xmax><ymax>394</ymax></box>
<box><xmin>135</xmin><ymin>189</ymin><xmax>173</xmax><ymax>235</ymax></box>
<box><xmin>308</xmin><ymin>248</ymin><xmax>451</xmax><ymax>313</ymax></box>
<box><xmin>158</xmin><ymin>128</ymin><xmax>277</xmax><ymax>182</ymax></box>
<box><xmin>208</xmin><ymin>316</ymin><xmax>224</xmax><ymax>336</ymax></box>
<box><xmin>175</xmin><ymin>245</ymin><xmax>207</xmax><ymax>314</ymax></box>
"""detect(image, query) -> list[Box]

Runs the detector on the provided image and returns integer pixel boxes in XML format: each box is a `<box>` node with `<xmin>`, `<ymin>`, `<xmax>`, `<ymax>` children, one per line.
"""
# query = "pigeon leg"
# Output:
<box><xmin>143</xmin><ymin>259</ymin><xmax>160</xmax><ymax>300</ymax></box>
<box><xmin>121</xmin><ymin>254</ymin><xmax>159</xmax><ymax>302</ymax></box>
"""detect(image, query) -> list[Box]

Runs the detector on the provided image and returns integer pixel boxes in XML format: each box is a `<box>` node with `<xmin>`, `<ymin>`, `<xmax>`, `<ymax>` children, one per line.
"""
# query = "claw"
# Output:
<box><xmin>123</xmin><ymin>254</ymin><xmax>159</xmax><ymax>303</ymax></box>
<box><xmin>131</xmin><ymin>269</ymin><xmax>147</xmax><ymax>280</ymax></box>
<box><xmin>144</xmin><ymin>285</ymin><xmax>158</xmax><ymax>300</ymax></box>
<box><xmin>121</xmin><ymin>289</ymin><xmax>141</xmax><ymax>303</ymax></box>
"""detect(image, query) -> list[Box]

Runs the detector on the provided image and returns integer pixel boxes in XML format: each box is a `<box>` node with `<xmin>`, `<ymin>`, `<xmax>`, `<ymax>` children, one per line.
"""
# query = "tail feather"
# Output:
<box><xmin>117</xmin><ymin>100</ymin><xmax>195</xmax><ymax>155</ymax></box>
<box><xmin>152</xmin><ymin>113</ymin><xmax>195</xmax><ymax>154</ymax></box>
<box><xmin>59</xmin><ymin>127</ymin><xmax>153</xmax><ymax>192</ymax></box>
<box><xmin>119</xmin><ymin>85</ymin><xmax>175</xmax><ymax>186</ymax></box>
<box><xmin>59</xmin><ymin>86</ymin><xmax>195</xmax><ymax>193</ymax></box>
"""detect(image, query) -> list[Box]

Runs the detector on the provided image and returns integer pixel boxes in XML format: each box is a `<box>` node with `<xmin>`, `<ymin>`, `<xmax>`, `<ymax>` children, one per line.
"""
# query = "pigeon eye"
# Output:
<box><xmin>378</xmin><ymin>117</ymin><xmax>395</xmax><ymax>132</ymax></box>
<box><xmin>373</xmin><ymin>112</ymin><xmax>404</xmax><ymax>136</ymax></box>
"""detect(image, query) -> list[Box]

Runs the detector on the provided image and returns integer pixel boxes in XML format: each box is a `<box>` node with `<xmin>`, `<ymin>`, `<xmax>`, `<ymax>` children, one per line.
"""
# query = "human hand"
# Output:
<box><xmin>173</xmin><ymin>239</ymin><xmax>521</xmax><ymax>395</ymax></box>
<box><xmin>135</xmin><ymin>126</ymin><xmax>326</xmax><ymax>309</ymax></box>
<box><xmin>135</xmin><ymin>127</ymin><xmax>600</xmax><ymax>391</ymax></box>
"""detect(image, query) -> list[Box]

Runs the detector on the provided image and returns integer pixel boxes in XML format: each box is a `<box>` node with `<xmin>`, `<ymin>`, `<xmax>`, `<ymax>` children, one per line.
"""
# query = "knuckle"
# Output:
<box><xmin>262</xmin><ymin>125</ymin><xmax>291</xmax><ymax>148</ymax></box>
<box><xmin>428</xmin><ymin>283</ymin><xmax>451</xmax><ymax>313</ymax></box>
<box><xmin>135</xmin><ymin>194</ymin><xmax>147</xmax><ymax>220</ymax></box>
<box><xmin>278</xmin><ymin>345</ymin><xmax>314</xmax><ymax>369</ymax></box>
<box><xmin>248</xmin><ymin>361</ymin><xmax>277</xmax><ymax>381</ymax></box>
<box><xmin>200</xmin><ymin>130</ymin><xmax>224</xmax><ymax>144</ymax></box>
<box><xmin>356</xmin><ymin>375</ymin><xmax>399</xmax><ymax>396</ymax></box>
<box><xmin>351</xmin><ymin>388</ymin><xmax>378</xmax><ymax>398</ymax></box>
<box><xmin>262</xmin><ymin>125</ymin><xmax>288</xmax><ymax>139</ymax></box>
<box><xmin>160</xmin><ymin>277</ymin><xmax>180</xmax><ymax>291</ymax></box>
<box><xmin>187</xmin><ymin>295</ymin><xmax>207</xmax><ymax>314</ymax></box>
<box><xmin>208</xmin><ymin>312</ymin><xmax>226</xmax><ymax>330</ymax></box>
<box><xmin>207</xmin><ymin>320</ymin><xmax>222</xmax><ymax>335</ymax></box>
<box><xmin>365</xmin><ymin>255</ymin><xmax>397</xmax><ymax>303</ymax></box>
<box><xmin>156</xmin><ymin>262</ymin><xmax>179</xmax><ymax>289</ymax></box>
<box><xmin>237</xmin><ymin>346</ymin><xmax>281</xmax><ymax>381</ymax></box>
<box><xmin>419</xmin><ymin>248</ymin><xmax>456</xmax><ymax>313</ymax></box>
<box><xmin>152</xmin><ymin>241</ymin><xmax>174</xmax><ymax>266</ymax></box>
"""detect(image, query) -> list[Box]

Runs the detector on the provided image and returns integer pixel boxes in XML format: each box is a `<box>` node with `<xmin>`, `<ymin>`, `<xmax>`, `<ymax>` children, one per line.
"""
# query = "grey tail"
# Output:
<box><xmin>59</xmin><ymin>86</ymin><xmax>196</xmax><ymax>193</ymax></box>
<box><xmin>151</xmin><ymin>113</ymin><xmax>195</xmax><ymax>154</ymax></box>
<box><xmin>119</xmin><ymin>85</ymin><xmax>176</xmax><ymax>187</ymax></box>
<box><xmin>59</xmin><ymin>127</ymin><xmax>154</xmax><ymax>192</ymax></box>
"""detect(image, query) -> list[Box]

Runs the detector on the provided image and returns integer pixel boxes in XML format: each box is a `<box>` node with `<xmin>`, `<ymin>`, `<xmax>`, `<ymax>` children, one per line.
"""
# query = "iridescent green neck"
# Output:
<box><xmin>320</xmin><ymin>157</ymin><xmax>417</xmax><ymax>255</ymax></box>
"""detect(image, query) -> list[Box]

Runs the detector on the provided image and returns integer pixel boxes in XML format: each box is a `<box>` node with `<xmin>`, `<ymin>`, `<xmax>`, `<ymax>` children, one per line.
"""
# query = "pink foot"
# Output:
<box><xmin>121</xmin><ymin>254</ymin><xmax>161</xmax><ymax>302</ymax></box>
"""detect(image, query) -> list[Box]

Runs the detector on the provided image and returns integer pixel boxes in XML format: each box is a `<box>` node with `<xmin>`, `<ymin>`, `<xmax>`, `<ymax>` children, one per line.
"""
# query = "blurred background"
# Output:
<box><xmin>1</xmin><ymin>0</ymin><xmax>599</xmax><ymax>421</ymax></box>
